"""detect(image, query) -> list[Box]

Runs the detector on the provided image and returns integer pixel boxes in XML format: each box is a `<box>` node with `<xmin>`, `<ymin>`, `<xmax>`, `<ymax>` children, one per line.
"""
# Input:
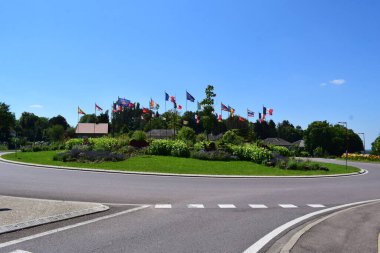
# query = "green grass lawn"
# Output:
<box><xmin>1</xmin><ymin>151</ymin><xmax>360</xmax><ymax>176</ymax></box>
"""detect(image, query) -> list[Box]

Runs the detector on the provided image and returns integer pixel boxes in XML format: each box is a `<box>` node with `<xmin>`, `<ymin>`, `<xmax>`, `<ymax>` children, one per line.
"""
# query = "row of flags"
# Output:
<box><xmin>78</xmin><ymin>92</ymin><xmax>274</xmax><ymax>124</ymax></box>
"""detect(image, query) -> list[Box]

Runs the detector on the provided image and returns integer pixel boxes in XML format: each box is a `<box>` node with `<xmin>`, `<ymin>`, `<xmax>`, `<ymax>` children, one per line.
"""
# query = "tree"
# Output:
<box><xmin>0</xmin><ymin>102</ymin><xmax>16</xmax><ymax>144</ymax></box>
<box><xmin>97</xmin><ymin>110</ymin><xmax>110</xmax><ymax>123</ymax></box>
<box><xmin>177</xmin><ymin>126</ymin><xmax>196</xmax><ymax>144</ymax></box>
<box><xmin>19</xmin><ymin>112</ymin><xmax>48</xmax><ymax>142</ymax></box>
<box><xmin>49</xmin><ymin>115</ymin><xmax>69</xmax><ymax>130</ymax></box>
<box><xmin>79</xmin><ymin>114</ymin><xmax>97</xmax><ymax>123</ymax></box>
<box><xmin>46</xmin><ymin>125</ymin><xmax>65</xmax><ymax>142</ymax></box>
<box><xmin>277</xmin><ymin>120</ymin><xmax>303</xmax><ymax>142</ymax></box>
<box><xmin>200</xmin><ymin>85</ymin><xmax>217</xmax><ymax>135</ymax></box>
<box><xmin>371</xmin><ymin>135</ymin><xmax>380</xmax><ymax>155</ymax></box>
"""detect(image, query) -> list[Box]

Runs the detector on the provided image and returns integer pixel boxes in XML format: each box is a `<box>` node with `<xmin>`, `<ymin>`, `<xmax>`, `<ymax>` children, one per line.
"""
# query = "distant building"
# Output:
<box><xmin>263</xmin><ymin>138</ymin><xmax>292</xmax><ymax>148</ymax></box>
<box><xmin>147</xmin><ymin>129</ymin><xmax>176</xmax><ymax>139</ymax></box>
<box><xmin>76</xmin><ymin>123</ymin><xmax>108</xmax><ymax>137</ymax></box>
<box><xmin>292</xmin><ymin>139</ymin><xmax>305</xmax><ymax>149</ymax></box>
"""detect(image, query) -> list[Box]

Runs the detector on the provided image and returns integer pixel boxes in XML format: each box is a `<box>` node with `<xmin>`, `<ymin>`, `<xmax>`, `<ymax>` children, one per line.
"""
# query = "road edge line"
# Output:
<box><xmin>0</xmin><ymin>204</ymin><xmax>150</xmax><ymax>249</ymax></box>
<box><xmin>0</xmin><ymin>154</ymin><xmax>367</xmax><ymax>179</ymax></box>
<box><xmin>242</xmin><ymin>199</ymin><xmax>380</xmax><ymax>253</ymax></box>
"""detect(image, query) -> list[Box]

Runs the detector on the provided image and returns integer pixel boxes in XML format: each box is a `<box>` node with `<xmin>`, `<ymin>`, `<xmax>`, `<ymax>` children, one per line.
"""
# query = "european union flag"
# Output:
<box><xmin>165</xmin><ymin>92</ymin><xmax>170</xmax><ymax>101</ymax></box>
<box><xmin>186</xmin><ymin>91</ymin><xmax>195</xmax><ymax>102</ymax></box>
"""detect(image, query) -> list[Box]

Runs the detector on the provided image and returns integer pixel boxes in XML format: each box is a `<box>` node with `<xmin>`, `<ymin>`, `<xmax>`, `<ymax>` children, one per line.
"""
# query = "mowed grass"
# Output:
<box><xmin>2</xmin><ymin>151</ymin><xmax>360</xmax><ymax>176</ymax></box>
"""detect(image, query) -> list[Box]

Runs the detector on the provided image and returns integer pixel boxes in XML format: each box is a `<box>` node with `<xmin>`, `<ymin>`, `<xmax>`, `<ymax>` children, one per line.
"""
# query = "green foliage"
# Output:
<box><xmin>45</xmin><ymin>125</ymin><xmax>65</xmax><ymax>142</ymax></box>
<box><xmin>177</xmin><ymin>126</ymin><xmax>196</xmax><ymax>144</ymax></box>
<box><xmin>65</xmin><ymin>138</ymin><xmax>83</xmax><ymax>150</ymax></box>
<box><xmin>277</xmin><ymin>120</ymin><xmax>303</xmax><ymax>143</ymax></box>
<box><xmin>148</xmin><ymin>139</ymin><xmax>190</xmax><ymax>157</ymax></box>
<box><xmin>371</xmin><ymin>135</ymin><xmax>380</xmax><ymax>155</ymax></box>
<box><xmin>278</xmin><ymin>159</ymin><xmax>329</xmax><ymax>171</ymax></box>
<box><xmin>89</xmin><ymin>137</ymin><xmax>118</xmax><ymax>151</ymax></box>
<box><xmin>269</xmin><ymin>145</ymin><xmax>291</xmax><ymax>157</ymax></box>
<box><xmin>229</xmin><ymin>144</ymin><xmax>272</xmax><ymax>164</ymax></box>
<box><xmin>0</xmin><ymin>102</ymin><xmax>16</xmax><ymax>144</ymax></box>
<box><xmin>196</xmin><ymin>133</ymin><xmax>207</xmax><ymax>142</ymax></box>
<box><xmin>0</xmin><ymin>144</ymin><xmax>8</xmax><ymax>150</ymax></box>
<box><xmin>49</xmin><ymin>115</ymin><xmax>69</xmax><ymax>130</ymax></box>
<box><xmin>191</xmin><ymin>150</ymin><xmax>236</xmax><ymax>161</ymax></box>
<box><xmin>131</xmin><ymin>130</ymin><xmax>147</xmax><ymax>141</ymax></box>
<box><xmin>221</xmin><ymin>130</ymin><xmax>244</xmax><ymax>145</ymax></box>
<box><xmin>54</xmin><ymin>150</ymin><xmax>125</xmax><ymax>163</ymax></box>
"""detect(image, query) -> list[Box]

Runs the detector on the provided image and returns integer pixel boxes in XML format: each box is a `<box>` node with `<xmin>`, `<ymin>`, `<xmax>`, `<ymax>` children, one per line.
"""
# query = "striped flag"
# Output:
<box><xmin>95</xmin><ymin>103</ymin><xmax>103</xmax><ymax>111</ymax></box>
<box><xmin>78</xmin><ymin>107</ymin><xmax>86</xmax><ymax>115</ymax></box>
<box><xmin>221</xmin><ymin>103</ymin><xmax>229</xmax><ymax>112</ymax></box>
<box><xmin>247</xmin><ymin>109</ymin><xmax>254</xmax><ymax>117</ymax></box>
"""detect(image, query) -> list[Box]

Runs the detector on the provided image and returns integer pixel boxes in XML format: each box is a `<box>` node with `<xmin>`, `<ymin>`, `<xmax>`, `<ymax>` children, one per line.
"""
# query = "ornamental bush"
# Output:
<box><xmin>131</xmin><ymin>131</ymin><xmax>147</xmax><ymax>141</ymax></box>
<box><xmin>148</xmin><ymin>139</ymin><xmax>190</xmax><ymax>157</ymax></box>
<box><xmin>65</xmin><ymin>138</ymin><xmax>83</xmax><ymax>150</ymax></box>
<box><xmin>89</xmin><ymin>137</ymin><xmax>118</xmax><ymax>151</ymax></box>
<box><xmin>177</xmin><ymin>127</ymin><xmax>196</xmax><ymax>144</ymax></box>
<box><xmin>229</xmin><ymin>144</ymin><xmax>272</xmax><ymax>164</ymax></box>
<box><xmin>221</xmin><ymin>130</ymin><xmax>244</xmax><ymax>145</ymax></box>
<box><xmin>269</xmin><ymin>145</ymin><xmax>291</xmax><ymax>157</ymax></box>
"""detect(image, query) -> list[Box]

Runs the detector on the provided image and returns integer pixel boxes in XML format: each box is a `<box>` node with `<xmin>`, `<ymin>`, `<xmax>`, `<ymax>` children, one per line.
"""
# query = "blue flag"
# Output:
<box><xmin>165</xmin><ymin>92</ymin><xmax>170</xmax><ymax>101</ymax></box>
<box><xmin>186</xmin><ymin>91</ymin><xmax>195</xmax><ymax>102</ymax></box>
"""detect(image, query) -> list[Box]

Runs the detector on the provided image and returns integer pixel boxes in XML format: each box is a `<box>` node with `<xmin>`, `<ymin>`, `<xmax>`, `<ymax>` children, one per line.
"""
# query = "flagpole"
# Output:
<box><xmin>94</xmin><ymin>103</ymin><xmax>96</xmax><ymax>135</ymax></box>
<box><xmin>186</xmin><ymin>90</ymin><xmax>188</xmax><ymax>112</ymax></box>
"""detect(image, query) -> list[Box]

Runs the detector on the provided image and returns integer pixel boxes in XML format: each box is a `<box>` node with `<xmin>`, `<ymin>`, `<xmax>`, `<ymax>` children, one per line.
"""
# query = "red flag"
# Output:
<box><xmin>269</xmin><ymin>108</ymin><xmax>273</xmax><ymax>115</ymax></box>
<box><xmin>238</xmin><ymin>116</ymin><xmax>246</xmax><ymax>122</ymax></box>
<box><xmin>218</xmin><ymin>114</ymin><xmax>222</xmax><ymax>122</ymax></box>
<box><xmin>142</xmin><ymin>108</ymin><xmax>150</xmax><ymax>114</ymax></box>
<box><xmin>178</xmin><ymin>105</ymin><xmax>183</xmax><ymax>110</ymax></box>
<box><xmin>170</xmin><ymin>96</ymin><xmax>176</xmax><ymax>103</ymax></box>
<box><xmin>95</xmin><ymin>103</ymin><xmax>103</xmax><ymax>111</ymax></box>
<box><xmin>129</xmin><ymin>103</ymin><xmax>135</xmax><ymax>109</ymax></box>
<box><xmin>118</xmin><ymin>105</ymin><xmax>123</xmax><ymax>111</ymax></box>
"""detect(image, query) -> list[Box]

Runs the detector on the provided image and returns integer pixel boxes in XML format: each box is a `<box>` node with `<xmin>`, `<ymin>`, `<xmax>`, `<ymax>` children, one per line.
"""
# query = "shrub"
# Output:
<box><xmin>344</xmin><ymin>153</ymin><xmax>380</xmax><ymax>162</ymax></box>
<box><xmin>148</xmin><ymin>139</ymin><xmax>190</xmax><ymax>157</ymax></box>
<box><xmin>191</xmin><ymin>150</ymin><xmax>237</xmax><ymax>161</ymax></box>
<box><xmin>54</xmin><ymin>149</ymin><xmax>126</xmax><ymax>163</ymax></box>
<box><xmin>89</xmin><ymin>137</ymin><xmax>118</xmax><ymax>151</ymax></box>
<box><xmin>196</xmin><ymin>133</ymin><xmax>207</xmax><ymax>142</ymax></box>
<box><xmin>299</xmin><ymin>151</ymin><xmax>310</xmax><ymax>157</ymax></box>
<box><xmin>229</xmin><ymin>144</ymin><xmax>272</xmax><ymax>164</ymax></box>
<box><xmin>177</xmin><ymin>127</ymin><xmax>196</xmax><ymax>144</ymax></box>
<box><xmin>221</xmin><ymin>130</ymin><xmax>244</xmax><ymax>145</ymax></box>
<box><xmin>131</xmin><ymin>131</ymin><xmax>147</xmax><ymax>141</ymax></box>
<box><xmin>194</xmin><ymin>141</ymin><xmax>217</xmax><ymax>151</ymax></box>
<box><xmin>0</xmin><ymin>144</ymin><xmax>8</xmax><ymax>150</ymax></box>
<box><xmin>269</xmin><ymin>145</ymin><xmax>291</xmax><ymax>157</ymax></box>
<box><xmin>65</xmin><ymin>138</ymin><xmax>83</xmax><ymax>150</ymax></box>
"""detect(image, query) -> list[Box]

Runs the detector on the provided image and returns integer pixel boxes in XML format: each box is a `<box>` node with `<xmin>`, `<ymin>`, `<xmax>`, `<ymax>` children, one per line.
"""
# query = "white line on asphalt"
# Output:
<box><xmin>154</xmin><ymin>204</ymin><xmax>172</xmax><ymax>209</ymax></box>
<box><xmin>243</xmin><ymin>199</ymin><xmax>380</xmax><ymax>253</ymax></box>
<box><xmin>249</xmin><ymin>204</ymin><xmax>268</xmax><ymax>209</ymax></box>
<box><xmin>218</xmin><ymin>204</ymin><xmax>236</xmax><ymax>209</ymax></box>
<box><xmin>307</xmin><ymin>204</ymin><xmax>326</xmax><ymax>208</ymax></box>
<box><xmin>279</xmin><ymin>204</ymin><xmax>298</xmax><ymax>208</ymax></box>
<box><xmin>187</xmin><ymin>204</ymin><xmax>205</xmax><ymax>208</ymax></box>
<box><xmin>8</xmin><ymin>250</ymin><xmax>33</xmax><ymax>253</ymax></box>
<box><xmin>0</xmin><ymin>205</ymin><xmax>150</xmax><ymax>249</ymax></box>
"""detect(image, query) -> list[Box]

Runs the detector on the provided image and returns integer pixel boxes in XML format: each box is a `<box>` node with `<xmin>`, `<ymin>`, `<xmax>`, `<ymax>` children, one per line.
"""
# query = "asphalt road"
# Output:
<box><xmin>0</xmin><ymin>157</ymin><xmax>379</xmax><ymax>253</ymax></box>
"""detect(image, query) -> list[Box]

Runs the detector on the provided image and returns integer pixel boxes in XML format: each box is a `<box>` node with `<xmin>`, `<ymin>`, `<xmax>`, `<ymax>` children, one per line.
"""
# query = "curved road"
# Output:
<box><xmin>0</xmin><ymin>156</ymin><xmax>379</xmax><ymax>253</ymax></box>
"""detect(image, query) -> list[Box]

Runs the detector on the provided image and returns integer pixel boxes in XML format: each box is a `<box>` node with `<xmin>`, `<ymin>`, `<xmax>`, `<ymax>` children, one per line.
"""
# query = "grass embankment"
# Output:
<box><xmin>2</xmin><ymin>151</ymin><xmax>360</xmax><ymax>176</ymax></box>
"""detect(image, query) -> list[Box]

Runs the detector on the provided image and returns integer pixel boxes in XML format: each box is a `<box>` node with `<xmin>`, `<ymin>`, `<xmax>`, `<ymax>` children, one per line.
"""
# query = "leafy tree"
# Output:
<box><xmin>97</xmin><ymin>110</ymin><xmax>110</xmax><ymax>123</ymax></box>
<box><xmin>253</xmin><ymin>120</ymin><xmax>277</xmax><ymax>139</ymax></box>
<box><xmin>49</xmin><ymin>115</ymin><xmax>69</xmax><ymax>129</ymax></box>
<box><xmin>277</xmin><ymin>120</ymin><xmax>303</xmax><ymax>142</ymax></box>
<box><xmin>79</xmin><ymin>114</ymin><xmax>97</xmax><ymax>123</ymax></box>
<box><xmin>372</xmin><ymin>135</ymin><xmax>380</xmax><ymax>155</ymax></box>
<box><xmin>19</xmin><ymin>112</ymin><xmax>48</xmax><ymax>141</ymax></box>
<box><xmin>177</xmin><ymin>126</ymin><xmax>196</xmax><ymax>144</ymax></box>
<box><xmin>46</xmin><ymin>125</ymin><xmax>65</xmax><ymax>142</ymax></box>
<box><xmin>200</xmin><ymin>85</ymin><xmax>217</xmax><ymax>135</ymax></box>
<box><xmin>0</xmin><ymin>102</ymin><xmax>16</xmax><ymax>144</ymax></box>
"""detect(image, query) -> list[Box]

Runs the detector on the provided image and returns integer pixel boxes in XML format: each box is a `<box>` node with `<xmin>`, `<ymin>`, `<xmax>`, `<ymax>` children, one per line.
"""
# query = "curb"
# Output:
<box><xmin>0</xmin><ymin>154</ymin><xmax>367</xmax><ymax>179</ymax></box>
<box><xmin>243</xmin><ymin>199</ymin><xmax>380</xmax><ymax>253</ymax></box>
<box><xmin>0</xmin><ymin>203</ymin><xmax>109</xmax><ymax>234</ymax></box>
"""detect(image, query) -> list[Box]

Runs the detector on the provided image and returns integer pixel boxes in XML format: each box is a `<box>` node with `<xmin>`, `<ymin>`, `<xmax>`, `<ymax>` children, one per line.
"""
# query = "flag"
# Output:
<box><xmin>165</xmin><ymin>92</ymin><xmax>170</xmax><ymax>101</ymax></box>
<box><xmin>142</xmin><ymin>108</ymin><xmax>150</xmax><ymax>114</ymax></box>
<box><xmin>95</xmin><ymin>103</ymin><xmax>103</xmax><ymax>111</ymax></box>
<box><xmin>118</xmin><ymin>105</ymin><xmax>123</xmax><ymax>112</ymax></box>
<box><xmin>221</xmin><ymin>103</ymin><xmax>229</xmax><ymax>112</ymax></box>
<box><xmin>230</xmin><ymin>107</ymin><xmax>235</xmax><ymax>117</ymax></box>
<box><xmin>259</xmin><ymin>113</ymin><xmax>262</xmax><ymax>119</ymax></box>
<box><xmin>178</xmin><ymin>105</ymin><xmax>183</xmax><ymax>110</ymax></box>
<box><xmin>149</xmin><ymin>98</ymin><xmax>156</xmax><ymax>109</ymax></box>
<box><xmin>118</xmin><ymin>98</ymin><xmax>130</xmax><ymax>106</ymax></box>
<box><xmin>269</xmin><ymin>108</ymin><xmax>273</xmax><ymax>116</ymax></box>
<box><xmin>186</xmin><ymin>91</ymin><xmax>195</xmax><ymax>102</ymax></box>
<box><xmin>263</xmin><ymin>106</ymin><xmax>267</xmax><ymax>115</ymax></box>
<box><xmin>247</xmin><ymin>109</ymin><xmax>254</xmax><ymax>117</ymax></box>
<box><xmin>112</xmin><ymin>103</ymin><xmax>117</xmax><ymax>113</ymax></box>
<box><xmin>197</xmin><ymin>101</ymin><xmax>202</xmax><ymax>110</ymax></box>
<box><xmin>195</xmin><ymin>115</ymin><xmax>200</xmax><ymax>124</ymax></box>
<box><xmin>155</xmin><ymin>103</ymin><xmax>160</xmax><ymax>110</ymax></box>
<box><xmin>78</xmin><ymin>107</ymin><xmax>85</xmax><ymax>115</ymax></box>
<box><xmin>129</xmin><ymin>103</ymin><xmax>135</xmax><ymax>109</ymax></box>
<box><xmin>218</xmin><ymin>114</ymin><xmax>222</xmax><ymax>122</ymax></box>
<box><xmin>239</xmin><ymin>116</ymin><xmax>246</xmax><ymax>122</ymax></box>
<box><xmin>170</xmin><ymin>96</ymin><xmax>176</xmax><ymax>103</ymax></box>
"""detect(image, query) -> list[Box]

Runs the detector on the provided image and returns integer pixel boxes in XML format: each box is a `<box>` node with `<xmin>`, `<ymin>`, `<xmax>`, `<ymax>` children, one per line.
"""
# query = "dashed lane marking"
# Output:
<box><xmin>218</xmin><ymin>204</ymin><xmax>236</xmax><ymax>209</ymax></box>
<box><xmin>154</xmin><ymin>204</ymin><xmax>172</xmax><ymax>209</ymax></box>
<box><xmin>279</xmin><ymin>204</ymin><xmax>298</xmax><ymax>208</ymax></box>
<box><xmin>187</xmin><ymin>204</ymin><xmax>205</xmax><ymax>209</ymax></box>
<box><xmin>249</xmin><ymin>204</ymin><xmax>268</xmax><ymax>209</ymax></box>
<box><xmin>307</xmin><ymin>204</ymin><xmax>326</xmax><ymax>208</ymax></box>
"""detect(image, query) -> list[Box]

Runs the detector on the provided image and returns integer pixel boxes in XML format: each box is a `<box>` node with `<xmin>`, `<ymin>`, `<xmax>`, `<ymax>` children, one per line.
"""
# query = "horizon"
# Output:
<box><xmin>1</xmin><ymin>0</ymin><xmax>379</xmax><ymax>149</ymax></box>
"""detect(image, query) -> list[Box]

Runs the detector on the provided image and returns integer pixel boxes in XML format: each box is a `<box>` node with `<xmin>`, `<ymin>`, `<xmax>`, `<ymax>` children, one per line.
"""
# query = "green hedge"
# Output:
<box><xmin>148</xmin><ymin>139</ymin><xmax>190</xmax><ymax>157</ymax></box>
<box><xmin>269</xmin><ymin>145</ymin><xmax>291</xmax><ymax>157</ymax></box>
<box><xmin>228</xmin><ymin>144</ymin><xmax>272</xmax><ymax>164</ymax></box>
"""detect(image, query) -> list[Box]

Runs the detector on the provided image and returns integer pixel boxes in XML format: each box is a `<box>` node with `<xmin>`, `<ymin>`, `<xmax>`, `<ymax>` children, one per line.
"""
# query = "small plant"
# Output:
<box><xmin>131</xmin><ymin>131</ymin><xmax>147</xmax><ymax>141</ymax></box>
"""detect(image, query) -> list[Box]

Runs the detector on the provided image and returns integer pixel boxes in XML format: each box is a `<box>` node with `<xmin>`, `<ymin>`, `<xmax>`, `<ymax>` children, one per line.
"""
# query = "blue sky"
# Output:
<box><xmin>1</xmin><ymin>0</ymin><xmax>379</xmax><ymax>148</ymax></box>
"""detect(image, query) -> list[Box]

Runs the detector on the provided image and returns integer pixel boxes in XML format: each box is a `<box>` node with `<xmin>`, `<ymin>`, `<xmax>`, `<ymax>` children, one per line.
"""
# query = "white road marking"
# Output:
<box><xmin>8</xmin><ymin>250</ymin><xmax>33</xmax><ymax>253</ymax></box>
<box><xmin>243</xmin><ymin>199</ymin><xmax>380</xmax><ymax>253</ymax></box>
<box><xmin>307</xmin><ymin>204</ymin><xmax>326</xmax><ymax>208</ymax></box>
<box><xmin>279</xmin><ymin>204</ymin><xmax>298</xmax><ymax>208</ymax></box>
<box><xmin>0</xmin><ymin>205</ymin><xmax>150</xmax><ymax>249</ymax></box>
<box><xmin>187</xmin><ymin>204</ymin><xmax>205</xmax><ymax>208</ymax></box>
<box><xmin>218</xmin><ymin>204</ymin><xmax>236</xmax><ymax>209</ymax></box>
<box><xmin>249</xmin><ymin>204</ymin><xmax>268</xmax><ymax>209</ymax></box>
<box><xmin>154</xmin><ymin>204</ymin><xmax>172</xmax><ymax>209</ymax></box>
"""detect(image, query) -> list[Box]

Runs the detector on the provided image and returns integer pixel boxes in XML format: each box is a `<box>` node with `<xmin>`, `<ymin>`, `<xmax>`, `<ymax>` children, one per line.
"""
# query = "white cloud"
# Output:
<box><xmin>329</xmin><ymin>79</ymin><xmax>346</xmax><ymax>85</ymax></box>
<box><xmin>29</xmin><ymin>104</ymin><xmax>43</xmax><ymax>109</ymax></box>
